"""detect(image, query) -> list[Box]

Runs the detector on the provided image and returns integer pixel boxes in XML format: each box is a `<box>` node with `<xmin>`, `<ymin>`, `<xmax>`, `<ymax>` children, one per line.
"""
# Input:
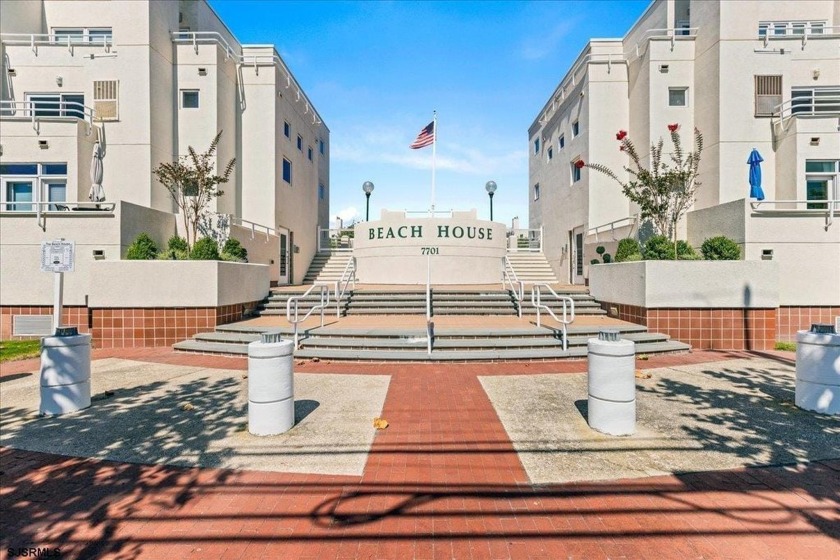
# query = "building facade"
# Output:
<box><xmin>0</xmin><ymin>0</ymin><xmax>330</xmax><ymax>344</ymax></box>
<box><xmin>528</xmin><ymin>0</ymin><xmax>839</xmax><ymax>320</ymax></box>
<box><xmin>0</xmin><ymin>0</ymin><xmax>329</xmax><ymax>288</ymax></box>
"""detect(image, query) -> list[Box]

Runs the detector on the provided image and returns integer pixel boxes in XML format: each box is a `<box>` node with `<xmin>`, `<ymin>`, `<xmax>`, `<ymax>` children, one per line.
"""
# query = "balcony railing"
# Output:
<box><xmin>751</xmin><ymin>196</ymin><xmax>840</xmax><ymax>230</ymax></box>
<box><xmin>772</xmin><ymin>94</ymin><xmax>840</xmax><ymax>130</ymax></box>
<box><xmin>0</xmin><ymin>202</ymin><xmax>116</xmax><ymax>213</ymax></box>
<box><xmin>0</xmin><ymin>100</ymin><xmax>97</xmax><ymax>133</ymax></box>
<box><xmin>318</xmin><ymin>227</ymin><xmax>355</xmax><ymax>252</ymax></box>
<box><xmin>760</xmin><ymin>25</ymin><xmax>840</xmax><ymax>47</ymax></box>
<box><xmin>0</xmin><ymin>32</ymin><xmax>113</xmax><ymax>54</ymax></box>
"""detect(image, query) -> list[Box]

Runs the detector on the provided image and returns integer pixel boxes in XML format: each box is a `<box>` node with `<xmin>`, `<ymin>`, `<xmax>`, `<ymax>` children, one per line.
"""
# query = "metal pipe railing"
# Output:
<box><xmin>502</xmin><ymin>256</ymin><xmax>525</xmax><ymax>318</ymax></box>
<box><xmin>334</xmin><ymin>257</ymin><xmax>356</xmax><ymax>318</ymax></box>
<box><xmin>531</xmin><ymin>284</ymin><xmax>576</xmax><ymax>351</ymax></box>
<box><xmin>285</xmin><ymin>283</ymin><xmax>330</xmax><ymax>350</ymax></box>
<box><xmin>426</xmin><ymin>256</ymin><xmax>433</xmax><ymax>356</ymax></box>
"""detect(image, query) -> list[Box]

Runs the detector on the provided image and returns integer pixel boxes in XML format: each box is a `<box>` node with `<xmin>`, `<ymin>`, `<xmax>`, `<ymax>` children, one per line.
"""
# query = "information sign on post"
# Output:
<box><xmin>40</xmin><ymin>240</ymin><xmax>75</xmax><ymax>333</ymax></box>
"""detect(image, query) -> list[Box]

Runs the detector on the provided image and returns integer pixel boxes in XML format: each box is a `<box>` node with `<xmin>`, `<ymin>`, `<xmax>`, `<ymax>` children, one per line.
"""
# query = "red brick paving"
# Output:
<box><xmin>1</xmin><ymin>349</ymin><xmax>836</xmax><ymax>560</ymax></box>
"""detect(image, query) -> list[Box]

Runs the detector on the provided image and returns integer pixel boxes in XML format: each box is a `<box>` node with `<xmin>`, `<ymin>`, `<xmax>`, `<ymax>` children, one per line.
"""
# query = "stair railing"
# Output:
<box><xmin>502</xmin><ymin>256</ymin><xmax>525</xmax><ymax>318</ymax></box>
<box><xmin>530</xmin><ymin>283</ymin><xmax>575</xmax><ymax>351</ymax></box>
<box><xmin>426</xmin><ymin>255</ymin><xmax>433</xmax><ymax>355</ymax></box>
<box><xmin>286</xmin><ymin>283</ymin><xmax>331</xmax><ymax>349</ymax></box>
<box><xmin>333</xmin><ymin>257</ymin><xmax>356</xmax><ymax>317</ymax></box>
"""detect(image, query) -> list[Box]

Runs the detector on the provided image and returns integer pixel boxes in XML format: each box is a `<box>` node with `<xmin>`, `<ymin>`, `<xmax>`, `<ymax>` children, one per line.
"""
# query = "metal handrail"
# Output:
<box><xmin>507</xmin><ymin>227</ymin><xmax>542</xmax><ymax>252</ymax></box>
<box><xmin>0</xmin><ymin>201</ymin><xmax>116</xmax><ymax>213</ymax></box>
<box><xmin>586</xmin><ymin>214</ymin><xmax>640</xmax><ymax>242</ymax></box>
<box><xmin>318</xmin><ymin>227</ymin><xmax>355</xmax><ymax>252</ymax></box>
<box><xmin>285</xmin><ymin>283</ymin><xmax>330</xmax><ymax>349</ymax></box>
<box><xmin>531</xmin><ymin>284</ymin><xmax>576</xmax><ymax>351</ymax></box>
<box><xmin>334</xmin><ymin>257</ymin><xmax>356</xmax><ymax>318</ymax></box>
<box><xmin>772</xmin><ymin>94</ymin><xmax>840</xmax><ymax>126</ymax></box>
<box><xmin>502</xmin><ymin>256</ymin><xmax>525</xmax><ymax>318</ymax></box>
<box><xmin>425</xmin><ymin>256</ymin><xmax>433</xmax><ymax>356</ymax></box>
<box><xmin>0</xmin><ymin>32</ymin><xmax>113</xmax><ymax>53</ymax></box>
<box><xmin>761</xmin><ymin>25</ymin><xmax>840</xmax><ymax>47</ymax></box>
<box><xmin>228</xmin><ymin>215</ymin><xmax>277</xmax><ymax>241</ymax></box>
<box><xmin>751</xmin><ymin>195</ymin><xmax>840</xmax><ymax>229</ymax></box>
<box><xmin>1</xmin><ymin>100</ymin><xmax>96</xmax><ymax>129</ymax></box>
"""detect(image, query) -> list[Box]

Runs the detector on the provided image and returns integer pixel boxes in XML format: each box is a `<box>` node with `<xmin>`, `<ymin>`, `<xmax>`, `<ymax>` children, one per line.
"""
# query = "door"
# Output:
<box><xmin>572</xmin><ymin>228</ymin><xmax>585</xmax><ymax>285</ymax></box>
<box><xmin>43</xmin><ymin>179</ymin><xmax>67</xmax><ymax>210</ymax></box>
<box><xmin>4</xmin><ymin>180</ymin><xmax>34</xmax><ymax>211</ymax></box>
<box><xmin>278</xmin><ymin>228</ymin><xmax>290</xmax><ymax>285</ymax></box>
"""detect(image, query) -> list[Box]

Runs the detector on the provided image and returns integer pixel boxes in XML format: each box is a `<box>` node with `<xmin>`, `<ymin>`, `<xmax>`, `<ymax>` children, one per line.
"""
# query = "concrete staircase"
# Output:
<box><xmin>506</xmin><ymin>252</ymin><xmax>558</xmax><ymax>283</ymax></box>
<box><xmin>302</xmin><ymin>252</ymin><xmax>353</xmax><ymax>283</ymax></box>
<box><xmin>173</xmin><ymin>323</ymin><xmax>689</xmax><ymax>361</ymax></box>
<box><xmin>258</xmin><ymin>288</ymin><xmax>606</xmax><ymax>317</ymax></box>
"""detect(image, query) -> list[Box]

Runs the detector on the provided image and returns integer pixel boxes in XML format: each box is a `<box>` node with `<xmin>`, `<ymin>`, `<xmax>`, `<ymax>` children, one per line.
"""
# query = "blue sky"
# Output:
<box><xmin>209</xmin><ymin>0</ymin><xmax>649</xmax><ymax>227</ymax></box>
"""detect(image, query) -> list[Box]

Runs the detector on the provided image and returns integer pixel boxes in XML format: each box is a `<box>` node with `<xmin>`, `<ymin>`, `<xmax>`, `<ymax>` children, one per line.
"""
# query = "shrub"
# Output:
<box><xmin>623</xmin><ymin>253</ymin><xmax>643</xmax><ymax>262</ymax></box>
<box><xmin>602</xmin><ymin>253</ymin><xmax>612</xmax><ymax>263</ymax></box>
<box><xmin>126</xmin><ymin>233</ymin><xmax>158</xmax><ymax>260</ymax></box>
<box><xmin>642</xmin><ymin>235</ymin><xmax>675</xmax><ymax>260</ymax></box>
<box><xmin>189</xmin><ymin>236</ymin><xmax>220</xmax><ymax>260</ymax></box>
<box><xmin>221</xmin><ymin>238</ymin><xmax>248</xmax><ymax>261</ymax></box>
<box><xmin>643</xmin><ymin>235</ymin><xmax>699</xmax><ymax>260</ymax></box>
<box><xmin>590</xmin><ymin>259</ymin><xmax>600</xmax><ymax>265</ymax></box>
<box><xmin>167</xmin><ymin>235</ymin><xmax>190</xmax><ymax>253</ymax></box>
<box><xmin>596</xmin><ymin>246</ymin><xmax>605</xmax><ymax>256</ymax></box>
<box><xmin>701</xmin><ymin>236</ymin><xmax>741</xmax><ymax>260</ymax></box>
<box><xmin>615</xmin><ymin>238</ymin><xmax>641</xmax><ymax>262</ymax></box>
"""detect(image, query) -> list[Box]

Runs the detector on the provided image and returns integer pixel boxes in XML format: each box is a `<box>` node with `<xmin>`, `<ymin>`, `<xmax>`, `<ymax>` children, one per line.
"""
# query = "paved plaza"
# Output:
<box><xmin>1</xmin><ymin>348</ymin><xmax>838</xmax><ymax>559</ymax></box>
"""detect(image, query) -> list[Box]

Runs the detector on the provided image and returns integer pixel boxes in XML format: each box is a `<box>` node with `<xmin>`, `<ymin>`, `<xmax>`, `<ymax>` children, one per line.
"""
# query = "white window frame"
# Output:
<box><xmin>805</xmin><ymin>160</ymin><xmax>839</xmax><ymax>210</ymax></box>
<box><xmin>571</xmin><ymin>160</ymin><xmax>582</xmax><ymax>183</ymax></box>
<box><xmin>284</xmin><ymin>121</ymin><xmax>291</xmax><ymax>139</ymax></box>
<box><xmin>533</xmin><ymin>183</ymin><xmax>540</xmax><ymax>201</ymax></box>
<box><xmin>297</xmin><ymin>134</ymin><xmax>303</xmax><ymax>151</ymax></box>
<box><xmin>282</xmin><ymin>158</ymin><xmax>292</xmax><ymax>185</ymax></box>
<box><xmin>758</xmin><ymin>21</ymin><xmax>828</xmax><ymax>38</ymax></box>
<box><xmin>558</xmin><ymin>134</ymin><xmax>565</xmax><ymax>150</ymax></box>
<box><xmin>180</xmin><ymin>89</ymin><xmax>199</xmax><ymax>109</ymax></box>
<box><xmin>1</xmin><ymin>163</ymin><xmax>69</xmax><ymax>211</ymax></box>
<box><xmin>534</xmin><ymin>138</ymin><xmax>540</xmax><ymax>155</ymax></box>
<box><xmin>547</xmin><ymin>145</ymin><xmax>553</xmax><ymax>161</ymax></box>
<box><xmin>668</xmin><ymin>87</ymin><xmax>688</xmax><ymax>107</ymax></box>
<box><xmin>25</xmin><ymin>92</ymin><xmax>85</xmax><ymax>118</ymax></box>
<box><xmin>51</xmin><ymin>27</ymin><xmax>112</xmax><ymax>45</ymax></box>
<box><xmin>572</xmin><ymin>121</ymin><xmax>580</xmax><ymax>138</ymax></box>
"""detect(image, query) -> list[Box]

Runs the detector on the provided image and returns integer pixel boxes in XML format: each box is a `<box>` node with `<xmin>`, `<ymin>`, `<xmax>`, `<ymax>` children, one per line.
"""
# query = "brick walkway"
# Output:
<box><xmin>1</xmin><ymin>350</ymin><xmax>837</xmax><ymax>559</ymax></box>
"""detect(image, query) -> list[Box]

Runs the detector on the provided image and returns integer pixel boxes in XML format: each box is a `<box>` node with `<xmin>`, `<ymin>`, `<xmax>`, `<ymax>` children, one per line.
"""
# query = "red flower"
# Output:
<box><xmin>667</xmin><ymin>123</ymin><xmax>679</xmax><ymax>132</ymax></box>
<box><xmin>616</xmin><ymin>130</ymin><xmax>627</xmax><ymax>140</ymax></box>
<box><xmin>574</xmin><ymin>160</ymin><xmax>585</xmax><ymax>169</ymax></box>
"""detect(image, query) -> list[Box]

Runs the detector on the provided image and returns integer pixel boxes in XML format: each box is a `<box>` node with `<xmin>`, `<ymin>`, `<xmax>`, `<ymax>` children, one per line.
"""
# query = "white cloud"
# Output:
<box><xmin>332</xmin><ymin>206</ymin><xmax>359</xmax><ymax>227</ymax></box>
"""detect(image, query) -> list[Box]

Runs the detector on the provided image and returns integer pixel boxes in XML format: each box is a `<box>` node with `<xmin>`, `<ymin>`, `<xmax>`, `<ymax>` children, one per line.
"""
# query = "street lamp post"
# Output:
<box><xmin>485</xmin><ymin>180</ymin><xmax>497</xmax><ymax>221</ymax></box>
<box><xmin>362</xmin><ymin>181</ymin><xmax>375</xmax><ymax>221</ymax></box>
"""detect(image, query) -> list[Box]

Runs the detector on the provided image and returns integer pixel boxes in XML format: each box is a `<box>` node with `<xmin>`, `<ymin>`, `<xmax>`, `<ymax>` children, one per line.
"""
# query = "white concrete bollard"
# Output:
<box><xmin>248</xmin><ymin>331</ymin><xmax>295</xmax><ymax>436</ymax></box>
<box><xmin>795</xmin><ymin>326</ymin><xmax>840</xmax><ymax>415</ymax></box>
<box><xmin>39</xmin><ymin>327</ymin><xmax>92</xmax><ymax>415</ymax></box>
<box><xmin>587</xmin><ymin>329</ymin><xmax>636</xmax><ymax>436</ymax></box>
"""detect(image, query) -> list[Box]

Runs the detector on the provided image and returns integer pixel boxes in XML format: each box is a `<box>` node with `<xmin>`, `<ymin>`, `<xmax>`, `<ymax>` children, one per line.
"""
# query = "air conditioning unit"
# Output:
<box><xmin>93</xmin><ymin>80</ymin><xmax>119</xmax><ymax>121</ymax></box>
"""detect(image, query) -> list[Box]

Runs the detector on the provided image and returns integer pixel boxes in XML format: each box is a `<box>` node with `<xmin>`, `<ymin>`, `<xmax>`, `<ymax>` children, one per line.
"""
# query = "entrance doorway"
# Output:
<box><xmin>278</xmin><ymin>227</ymin><xmax>290</xmax><ymax>285</ymax></box>
<box><xmin>571</xmin><ymin>228</ymin><xmax>585</xmax><ymax>285</ymax></box>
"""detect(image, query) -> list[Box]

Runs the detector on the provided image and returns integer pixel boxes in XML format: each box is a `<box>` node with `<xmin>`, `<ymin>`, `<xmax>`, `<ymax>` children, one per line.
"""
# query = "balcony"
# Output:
<box><xmin>0</xmin><ymin>100</ymin><xmax>98</xmax><ymax>135</ymax></box>
<box><xmin>0</xmin><ymin>32</ymin><xmax>113</xmax><ymax>55</ymax></box>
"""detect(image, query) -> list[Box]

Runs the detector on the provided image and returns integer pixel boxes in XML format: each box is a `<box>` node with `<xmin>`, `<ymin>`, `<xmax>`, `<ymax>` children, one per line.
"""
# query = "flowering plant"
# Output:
<box><xmin>574</xmin><ymin>160</ymin><xmax>586</xmax><ymax>169</ymax></box>
<box><xmin>585</xmin><ymin>124</ymin><xmax>704</xmax><ymax>255</ymax></box>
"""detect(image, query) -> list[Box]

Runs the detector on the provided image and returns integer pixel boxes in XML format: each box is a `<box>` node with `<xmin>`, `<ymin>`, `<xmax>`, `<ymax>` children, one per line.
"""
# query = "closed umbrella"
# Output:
<box><xmin>88</xmin><ymin>142</ymin><xmax>104</xmax><ymax>202</ymax></box>
<box><xmin>748</xmin><ymin>148</ymin><xmax>764</xmax><ymax>201</ymax></box>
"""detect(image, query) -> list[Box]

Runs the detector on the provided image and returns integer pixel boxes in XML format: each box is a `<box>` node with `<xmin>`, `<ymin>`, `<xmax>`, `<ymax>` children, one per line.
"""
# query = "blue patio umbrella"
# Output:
<box><xmin>748</xmin><ymin>148</ymin><xmax>765</xmax><ymax>201</ymax></box>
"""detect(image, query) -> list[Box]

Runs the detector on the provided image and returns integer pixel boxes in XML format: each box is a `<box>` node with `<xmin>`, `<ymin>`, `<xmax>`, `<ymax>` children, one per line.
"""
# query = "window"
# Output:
<box><xmin>1</xmin><ymin>162</ymin><xmax>68</xmax><ymax>212</ymax></box>
<box><xmin>308</xmin><ymin>146</ymin><xmax>313</xmax><ymax>161</ymax></box>
<box><xmin>319</xmin><ymin>139</ymin><xmax>325</xmax><ymax>154</ymax></box>
<box><xmin>754</xmin><ymin>75</ymin><xmax>782</xmax><ymax>117</ymax></box>
<box><xmin>758</xmin><ymin>21</ymin><xmax>828</xmax><ymax>38</ymax></box>
<box><xmin>791</xmin><ymin>86</ymin><xmax>840</xmax><ymax>116</ymax></box>
<box><xmin>533</xmin><ymin>183</ymin><xmax>540</xmax><ymax>201</ymax></box>
<box><xmin>319</xmin><ymin>183</ymin><xmax>325</xmax><ymax>200</ymax></box>
<box><xmin>533</xmin><ymin>138</ymin><xmax>540</xmax><ymax>154</ymax></box>
<box><xmin>282</xmin><ymin>158</ymin><xmax>292</xmax><ymax>185</ymax></box>
<box><xmin>26</xmin><ymin>93</ymin><xmax>84</xmax><ymax>119</ymax></box>
<box><xmin>571</xmin><ymin>160</ymin><xmax>582</xmax><ymax>183</ymax></box>
<box><xmin>805</xmin><ymin>160</ymin><xmax>838</xmax><ymax>210</ymax></box>
<box><xmin>181</xmin><ymin>90</ymin><xmax>199</xmax><ymax>109</ymax></box>
<box><xmin>297</xmin><ymin>135</ymin><xmax>302</xmax><ymax>151</ymax></box>
<box><xmin>669</xmin><ymin>87</ymin><xmax>688</xmax><ymax>107</ymax></box>
<box><xmin>572</xmin><ymin>121</ymin><xmax>580</xmax><ymax>137</ymax></box>
<box><xmin>52</xmin><ymin>27</ymin><xmax>112</xmax><ymax>44</ymax></box>
<box><xmin>558</xmin><ymin>134</ymin><xmax>565</xmax><ymax>149</ymax></box>
<box><xmin>547</xmin><ymin>146</ymin><xmax>553</xmax><ymax>161</ymax></box>
<box><xmin>284</xmin><ymin>122</ymin><xmax>291</xmax><ymax>138</ymax></box>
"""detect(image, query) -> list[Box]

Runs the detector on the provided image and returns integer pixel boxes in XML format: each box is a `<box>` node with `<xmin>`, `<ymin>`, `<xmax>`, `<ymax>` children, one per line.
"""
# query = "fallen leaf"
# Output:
<box><xmin>373</xmin><ymin>417</ymin><xmax>389</xmax><ymax>430</ymax></box>
<box><xmin>635</xmin><ymin>369</ymin><xmax>652</xmax><ymax>379</ymax></box>
<box><xmin>181</xmin><ymin>403</ymin><xmax>195</xmax><ymax>411</ymax></box>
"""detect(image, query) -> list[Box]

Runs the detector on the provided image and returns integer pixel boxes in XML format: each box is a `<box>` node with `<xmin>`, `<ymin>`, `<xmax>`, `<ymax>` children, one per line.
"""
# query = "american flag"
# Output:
<box><xmin>409</xmin><ymin>121</ymin><xmax>435</xmax><ymax>149</ymax></box>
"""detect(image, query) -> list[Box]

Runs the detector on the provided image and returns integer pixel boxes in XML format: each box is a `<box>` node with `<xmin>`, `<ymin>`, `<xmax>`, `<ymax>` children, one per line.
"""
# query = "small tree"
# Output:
<box><xmin>585</xmin><ymin>125</ymin><xmax>703</xmax><ymax>257</ymax></box>
<box><xmin>153</xmin><ymin>131</ymin><xmax>235</xmax><ymax>249</ymax></box>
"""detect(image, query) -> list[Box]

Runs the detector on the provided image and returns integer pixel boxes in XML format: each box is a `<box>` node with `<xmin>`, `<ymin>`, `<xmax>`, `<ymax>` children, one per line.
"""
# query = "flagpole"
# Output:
<box><xmin>430</xmin><ymin>110</ymin><xmax>437</xmax><ymax>217</ymax></box>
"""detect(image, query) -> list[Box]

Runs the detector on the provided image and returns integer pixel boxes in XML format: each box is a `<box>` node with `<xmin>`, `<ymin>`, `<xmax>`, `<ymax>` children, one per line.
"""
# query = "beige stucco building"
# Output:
<box><xmin>0</xmin><ymin>0</ymin><xmax>329</xmax><ymax>297</ymax></box>
<box><xmin>528</xmin><ymin>0</ymin><xmax>839</xmax><ymax>310</ymax></box>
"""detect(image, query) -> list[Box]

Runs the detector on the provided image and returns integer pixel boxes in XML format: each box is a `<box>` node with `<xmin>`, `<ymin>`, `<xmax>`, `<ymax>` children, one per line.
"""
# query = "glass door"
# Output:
<box><xmin>806</xmin><ymin>178</ymin><xmax>830</xmax><ymax>210</ymax></box>
<box><xmin>278</xmin><ymin>229</ymin><xmax>290</xmax><ymax>284</ymax></box>
<box><xmin>43</xmin><ymin>179</ymin><xmax>67</xmax><ymax>210</ymax></box>
<box><xmin>4</xmin><ymin>180</ymin><xmax>34</xmax><ymax>211</ymax></box>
